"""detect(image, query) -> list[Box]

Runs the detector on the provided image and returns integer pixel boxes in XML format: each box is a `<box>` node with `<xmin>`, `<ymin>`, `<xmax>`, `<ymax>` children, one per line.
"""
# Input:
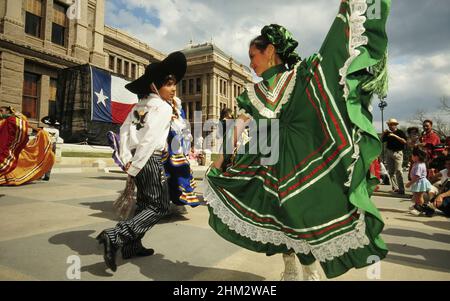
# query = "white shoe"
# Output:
<box><xmin>302</xmin><ymin>262</ymin><xmax>322</xmax><ymax>281</ymax></box>
<box><xmin>409</xmin><ymin>208</ymin><xmax>422</xmax><ymax>216</ymax></box>
<box><xmin>281</xmin><ymin>253</ymin><xmax>300</xmax><ymax>281</ymax></box>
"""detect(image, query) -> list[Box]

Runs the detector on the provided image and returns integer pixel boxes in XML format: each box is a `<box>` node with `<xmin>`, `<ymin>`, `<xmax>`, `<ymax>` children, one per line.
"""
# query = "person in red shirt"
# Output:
<box><xmin>419</xmin><ymin>120</ymin><xmax>442</xmax><ymax>160</ymax></box>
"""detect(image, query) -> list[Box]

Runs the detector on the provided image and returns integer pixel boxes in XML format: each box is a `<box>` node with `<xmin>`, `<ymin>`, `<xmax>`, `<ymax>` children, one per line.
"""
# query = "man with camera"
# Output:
<box><xmin>382</xmin><ymin>118</ymin><xmax>407</xmax><ymax>195</ymax></box>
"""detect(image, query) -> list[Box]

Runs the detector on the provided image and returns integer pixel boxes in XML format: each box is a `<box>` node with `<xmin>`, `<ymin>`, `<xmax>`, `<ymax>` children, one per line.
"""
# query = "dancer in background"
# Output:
<box><xmin>0</xmin><ymin>106</ymin><xmax>55</xmax><ymax>186</ymax></box>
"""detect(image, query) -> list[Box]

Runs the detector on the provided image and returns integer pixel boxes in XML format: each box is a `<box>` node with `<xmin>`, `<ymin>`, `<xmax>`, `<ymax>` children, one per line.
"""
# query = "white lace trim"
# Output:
<box><xmin>245</xmin><ymin>62</ymin><xmax>301</xmax><ymax>119</ymax></box>
<box><xmin>339</xmin><ymin>0</ymin><xmax>369</xmax><ymax>100</ymax></box>
<box><xmin>205</xmin><ymin>180</ymin><xmax>370</xmax><ymax>262</ymax></box>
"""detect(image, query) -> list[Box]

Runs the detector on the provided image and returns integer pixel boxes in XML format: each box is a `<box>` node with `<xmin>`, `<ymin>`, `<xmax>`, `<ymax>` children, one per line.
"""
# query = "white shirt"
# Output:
<box><xmin>119</xmin><ymin>94</ymin><xmax>172</xmax><ymax>177</ymax></box>
<box><xmin>43</xmin><ymin>127</ymin><xmax>59</xmax><ymax>144</ymax></box>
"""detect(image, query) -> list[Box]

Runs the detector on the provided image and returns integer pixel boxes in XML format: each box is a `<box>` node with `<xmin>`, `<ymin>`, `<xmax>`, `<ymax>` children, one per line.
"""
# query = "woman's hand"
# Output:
<box><xmin>405</xmin><ymin>182</ymin><xmax>411</xmax><ymax>189</ymax></box>
<box><xmin>434</xmin><ymin>195</ymin><xmax>444</xmax><ymax>207</ymax></box>
<box><xmin>212</xmin><ymin>154</ymin><xmax>224</xmax><ymax>170</ymax></box>
<box><xmin>125</xmin><ymin>162</ymin><xmax>132</xmax><ymax>172</ymax></box>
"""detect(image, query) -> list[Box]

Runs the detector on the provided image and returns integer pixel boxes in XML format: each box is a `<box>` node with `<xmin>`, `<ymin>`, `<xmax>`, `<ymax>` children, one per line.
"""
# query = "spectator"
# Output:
<box><xmin>41</xmin><ymin>116</ymin><xmax>60</xmax><ymax>181</ymax></box>
<box><xmin>379</xmin><ymin>159</ymin><xmax>390</xmax><ymax>185</ymax></box>
<box><xmin>424</xmin><ymin>155</ymin><xmax>450</xmax><ymax>217</ymax></box>
<box><xmin>406</xmin><ymin>148</ymin><xmax>433</xmax><ymax>216</ymax></box>
<box><xmin>419</xmin><ymin>120</ymin><xmax>441</xmax><ymax>161</ymax></box>
<box><xmin>381</xmin><ymin>118</ymin><xmax>407</xmax><ymax>195</ymax></box>
<box><xmin>406</xmin><ymin>126</ymin><xmax>421</xmax><ymax>180</ymax></box>
<box><xmin>406</xmin><ymin>127</ymin><xmax>420</xmax><ymax>150</ymax></box>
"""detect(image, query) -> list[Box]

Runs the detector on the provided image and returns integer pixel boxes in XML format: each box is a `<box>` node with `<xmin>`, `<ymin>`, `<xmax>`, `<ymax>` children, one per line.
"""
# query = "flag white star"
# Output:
<box><xmin>95</xmin><ymin>89</ymin><xmax>109</xmax><ymax>107</ymax></box>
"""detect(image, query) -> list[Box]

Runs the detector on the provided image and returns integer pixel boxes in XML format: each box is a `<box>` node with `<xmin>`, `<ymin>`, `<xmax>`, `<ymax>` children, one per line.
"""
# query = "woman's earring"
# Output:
<box><xmin>268</xmin><ymin>56</ymin><xmax>274</xmax><ymax>68</ymax></box>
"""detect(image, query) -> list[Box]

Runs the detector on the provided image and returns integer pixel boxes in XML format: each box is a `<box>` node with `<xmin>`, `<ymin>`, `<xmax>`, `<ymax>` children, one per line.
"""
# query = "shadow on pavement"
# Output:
<box><xmin>128</xmin><ymin>253</ymin><xmax>265</xmax><ymax>281</ymax></box>
<box><xmin>49</xmin><ymin>230</ymin><xmax>115</xmax><ymax>277</ymax></box>
<box><xmin>394</xmin><ymin>218</ymin><xmax>450</xmax><ymax>231</ymax></box>
<box><xmin>386</xmin><ymin>243</ymin><xmax>450</xmax><ymax>272</ymax></box>
<box><xmin>373</xmin><ymin>191</ymin><xmax>411</xmax><ymax>200</ymax></box>
<box><xmin>378</xmin><ymin>208</ymin><xmax>408</xmax><ymax>214</ymax></box>
<box><xmin>383</xmin><ymin>228</ymin><xmax>450</xmax><ymax>244</ymax></box>
<box><xmin>88</xmin><ymin>176</ymin><xmax>127</xmax><ymax>181</ymax></box>
<box><xmin>80</xmin><ymin>201</ymin><xmax>120</xmax><ymax>221</ymax></box>
<box><xmin>79</xmin><ymin>200</ymin><xmax>195</xmax><ymax>224</ymax></box>
<box><xmin>49</xmin><ymin>230</ymin><xmax>265</xmax><ymax>281</ymax></box>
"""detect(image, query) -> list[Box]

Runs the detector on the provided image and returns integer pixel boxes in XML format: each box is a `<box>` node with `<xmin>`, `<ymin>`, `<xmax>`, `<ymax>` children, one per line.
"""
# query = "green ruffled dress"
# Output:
<box><xmin>205</xmin><ymin>0</ymin><xmax>391</xmax><ymax>278</ymax></box>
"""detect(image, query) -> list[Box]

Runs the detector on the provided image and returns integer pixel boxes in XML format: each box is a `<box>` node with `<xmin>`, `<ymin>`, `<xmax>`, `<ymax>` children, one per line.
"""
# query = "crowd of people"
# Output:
<box><xmin>380</xmin><ymin>118</ymin><xmax>450</xmax><ymax>217</ymax></box>
<box><xmin>9</xmin><ymin>1</ymin><xmax>441</xmax><ymax>281</ymax></box>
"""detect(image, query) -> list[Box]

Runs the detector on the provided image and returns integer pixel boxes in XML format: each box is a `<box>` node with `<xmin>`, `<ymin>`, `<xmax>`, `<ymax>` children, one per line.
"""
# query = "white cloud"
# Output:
<box><xmin>106</xmin><ymin>0</ymin><xmax>450</xmax><ymax>134</ymax></box>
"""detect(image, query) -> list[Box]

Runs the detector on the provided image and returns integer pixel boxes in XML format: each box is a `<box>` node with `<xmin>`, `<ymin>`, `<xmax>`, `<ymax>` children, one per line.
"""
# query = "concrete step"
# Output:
<box><xmin>51</xmin><ymin>167</ymin><xmax>102</xmax><ymax>174</ymax></box>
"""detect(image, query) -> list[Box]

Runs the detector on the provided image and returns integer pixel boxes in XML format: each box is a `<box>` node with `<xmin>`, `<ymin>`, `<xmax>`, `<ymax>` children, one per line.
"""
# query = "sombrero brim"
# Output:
<box><xmin>125</xmin><ymin>51</ymin><xmax>187</xmax><ymax>95</ymax></box>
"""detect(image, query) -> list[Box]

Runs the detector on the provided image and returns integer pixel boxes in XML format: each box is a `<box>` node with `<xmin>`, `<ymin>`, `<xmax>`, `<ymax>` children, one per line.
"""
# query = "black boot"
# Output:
<box><xmin>422</xmin><ymin>204</ymin><xmax>435</xmax><ymax>217</ymax></box>
<box><xmin>96</xmin><ymin>231</ymin><xmax>117</xmax><ymax>272</ymax></box>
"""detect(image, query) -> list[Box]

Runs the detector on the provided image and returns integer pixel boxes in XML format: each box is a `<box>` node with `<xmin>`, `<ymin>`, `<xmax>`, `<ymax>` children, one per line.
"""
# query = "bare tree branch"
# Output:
<box><xmin>439</xmin><ymin>95</ymin><xmax>450</xmax><ymax>114</ymax></box>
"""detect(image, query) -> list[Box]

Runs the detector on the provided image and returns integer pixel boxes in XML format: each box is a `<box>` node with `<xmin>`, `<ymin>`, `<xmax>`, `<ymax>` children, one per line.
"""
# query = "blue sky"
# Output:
<box><xmin>105</xmin><ymin>0</ymin><xmax>450</xmax><ymax>132</ymax></box>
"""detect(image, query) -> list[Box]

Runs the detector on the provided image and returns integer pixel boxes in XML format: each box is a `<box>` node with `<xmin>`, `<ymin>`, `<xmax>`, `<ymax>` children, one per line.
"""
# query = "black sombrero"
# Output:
<box><xmin>125</xmin><ymin>51</ymin><xmax>187</xmax><ymax>95</ymax></box>
<box><xmin>41</xmin><ymin>116</ymin><xmax>60</xmax><ymax>126</ymax></box>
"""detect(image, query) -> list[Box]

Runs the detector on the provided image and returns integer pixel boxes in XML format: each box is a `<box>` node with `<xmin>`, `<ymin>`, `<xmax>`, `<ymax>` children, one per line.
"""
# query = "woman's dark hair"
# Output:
<box><xmin>412</xmin><ymin>147</ymin><xmax>427</xmax><ymax>162</ymax></box>
<box><xmin>407</xmin><ymin>127</ymin><xmax>419</xmax><ymax>135</ymax></box>
<box><xmin>250</xmin><ymin>24</ymin><xmax>301</xmax><ymax>70</ymax></box>
<box><xmin>138</xmin><ymin>74</ymin><xmax>177</xmax><ymax>99</ymax></box>
<box><xmin>250</xmin><ymin>35</ymin><xmax>300</xmax><ymax>69</ymax></box>
<box><xmin>250</xmin><ymin>35</ymin><xmax>271</xmax><ymax>54</ymax></box>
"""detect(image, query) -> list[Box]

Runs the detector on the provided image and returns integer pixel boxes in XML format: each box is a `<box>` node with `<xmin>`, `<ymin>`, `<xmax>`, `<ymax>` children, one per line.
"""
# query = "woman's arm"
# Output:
<box><xmin>212</xmin><ymin>114</ymin><xmax>250</xmax><ymax>170</ymax></box>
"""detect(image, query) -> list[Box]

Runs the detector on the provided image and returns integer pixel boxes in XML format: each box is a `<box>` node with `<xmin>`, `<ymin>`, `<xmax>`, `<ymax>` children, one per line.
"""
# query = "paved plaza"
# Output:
<box><xmin>0</xmin><ymin>171</ymin><xmax>449</xmax><ymax>281</ymax></box>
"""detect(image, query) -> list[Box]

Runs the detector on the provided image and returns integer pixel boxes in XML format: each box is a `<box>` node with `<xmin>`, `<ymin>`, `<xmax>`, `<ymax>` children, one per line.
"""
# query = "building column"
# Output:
<box><xmin>90</xmin><ymin>0</ymin><xmax>106</xmax><ymax>67</ymax></box>
<box><xmin>38</xmin><ymin>75</ymin><xmax>50</xmax><ymax>127</ymax></box>
<box><xmin>215</xmin><ymin>75</ymin><xmax>221</xmax><ymax>120</ymax></box>
<box><xmin>228</xmin><ymin>79</ymin><xmax>233</xmax><ymax>109</ymax></box>
<box><xmin>1</xmin><ymin>0</ymin><xmax>24</xmax><ymax>39</ymax></box>
<box><xmin>0</xmin><ymin>52</ymin><xmax>24</xmax><ymax>110</ymax></box>
<box><xmin>71</xmin><ymin>0</ymin><xmax>90</xmax><ymax>62</ymax></box>
<box><xmin>202</xmin><ymin>73</ymin><xmax>208</xmax><ymax>121</ymax></box>
<box><xmin>43</xmin><ymin>0</ymin><xmax>52</xmax><ymax>49</ymax></box>
<box><xmin>208</xmin><ymin>73</ymin><xmax>217</xmax><ymax>120</ymax></box>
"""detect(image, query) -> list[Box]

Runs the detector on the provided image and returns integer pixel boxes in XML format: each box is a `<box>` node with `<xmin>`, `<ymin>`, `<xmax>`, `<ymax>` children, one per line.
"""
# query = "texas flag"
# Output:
<box><xmin>90</xmin><ymin>66</ymin><xmax>138</xmax><ymax>124</ymax></box>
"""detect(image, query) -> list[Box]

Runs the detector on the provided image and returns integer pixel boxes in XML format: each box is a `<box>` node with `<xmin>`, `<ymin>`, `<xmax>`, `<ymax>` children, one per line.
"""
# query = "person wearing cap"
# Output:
<box><xmin>382</xmin><ymin>118</ymin><xmax>407</xmax><ymax>194</ymax></box>
<box><xmin>96</xmin><ymin>52</ymin><xmax>187</xmax><ymax>272</ymax></box>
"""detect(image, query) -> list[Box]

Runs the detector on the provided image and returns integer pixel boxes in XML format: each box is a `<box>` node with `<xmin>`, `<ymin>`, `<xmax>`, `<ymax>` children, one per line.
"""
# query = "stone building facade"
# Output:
<box><xmin>0</xmin><ymin>0</ymin><xmax>163</xmax><ymax>127</ymax></box>
<box><xmin>179</xmin><ymin>42</ymin><xmax>252</xmax><ymax>133</ymax></box>
<box><xmin>0</xmin><ymin>0</ymin><xmax>252</xmax><ymax>131</ymax></box>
